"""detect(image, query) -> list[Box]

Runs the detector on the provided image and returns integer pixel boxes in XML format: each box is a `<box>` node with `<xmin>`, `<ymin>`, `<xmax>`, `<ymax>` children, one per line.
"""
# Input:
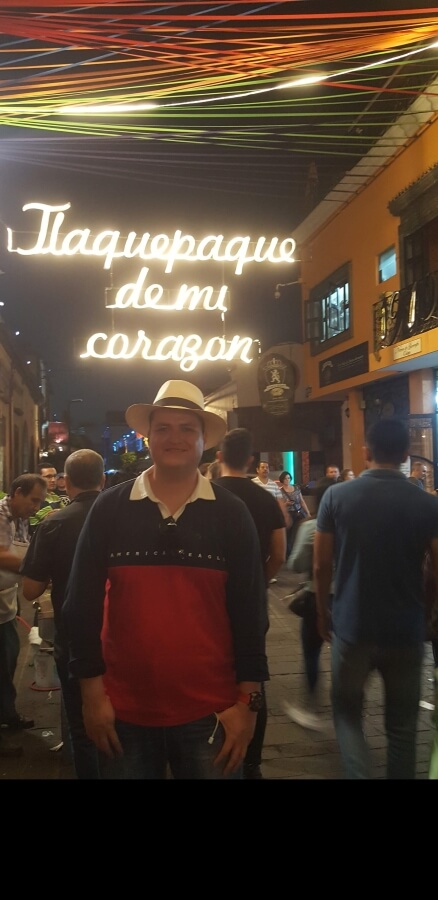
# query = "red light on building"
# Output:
<box><xmin>46</xmin><ymin>422</ymin><xmax>69</xmax><ymax>444</ymax></box>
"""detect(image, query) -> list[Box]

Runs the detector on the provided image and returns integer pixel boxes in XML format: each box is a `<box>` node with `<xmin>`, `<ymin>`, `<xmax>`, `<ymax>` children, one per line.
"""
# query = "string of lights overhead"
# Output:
<box><xmin>0</xmin><ymin>3</ymin><xmax>436</xmax><ymax>203</ymax></box>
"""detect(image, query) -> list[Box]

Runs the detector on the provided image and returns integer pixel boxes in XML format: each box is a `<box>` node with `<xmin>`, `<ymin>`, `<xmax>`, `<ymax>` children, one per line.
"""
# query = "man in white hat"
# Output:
<box><xmin>63</xmin><ymin>380</ymin><xmax>269</xmax><ymax>779</ymax></box>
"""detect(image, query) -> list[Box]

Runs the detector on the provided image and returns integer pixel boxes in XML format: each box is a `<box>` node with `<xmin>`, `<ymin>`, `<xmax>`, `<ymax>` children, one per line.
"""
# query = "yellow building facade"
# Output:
<box><xmin>295</xmin><ymin>83</ymin><xmax>438</xmax><ymax>484</ymax></box>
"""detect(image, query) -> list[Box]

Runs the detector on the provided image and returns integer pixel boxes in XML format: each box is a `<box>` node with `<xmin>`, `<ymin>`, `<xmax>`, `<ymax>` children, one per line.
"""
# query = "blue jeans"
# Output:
<box><xmin>98</xmin><ymin>713</ymin><xmax>243</xmax><ymax>780</ymax></box>
<box><xmin>331</xmin><ymin>634</ymin><xmax>424</xmax><ymax>779</ymax></box>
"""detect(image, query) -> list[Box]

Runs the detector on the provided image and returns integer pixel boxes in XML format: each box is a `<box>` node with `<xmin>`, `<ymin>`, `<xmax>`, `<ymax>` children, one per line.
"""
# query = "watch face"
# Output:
<box><xmin>248</xmin><ymin>692</ymin><xmax>264</xmax><ymax>712</ymax></box>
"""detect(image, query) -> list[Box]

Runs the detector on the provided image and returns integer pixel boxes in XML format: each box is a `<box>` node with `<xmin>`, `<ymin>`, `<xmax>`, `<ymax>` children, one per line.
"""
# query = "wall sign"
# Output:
<box><xmin>319</xmin><ymin>342</ymin><xmax>369</xmax><ymax>387</ymax></box>
<box><xmin>7</xmin><ymin>202</ymin><xmax>298</xmax><ymax>372</ymax></box>
<box><xmin>258</xmin><ymin>351</ymin><xmax>299</xmax><ymax>416</ymax></box>
<box><xmin>393</xmin><ymin>338</ymin><xmax>422</xmax><ymax>360</ymax></box>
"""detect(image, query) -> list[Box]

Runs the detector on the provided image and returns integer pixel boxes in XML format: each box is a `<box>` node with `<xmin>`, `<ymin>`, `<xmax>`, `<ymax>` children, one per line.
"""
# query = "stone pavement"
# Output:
<box><xmin>0</xmin><ymin>565</ymin><xmax>435</xmax><ymax>779</ymax></box>
<box><xmin>263</xmin><ymin>568</ymin><xmax>436</xmax><ymax>780</ymax></box>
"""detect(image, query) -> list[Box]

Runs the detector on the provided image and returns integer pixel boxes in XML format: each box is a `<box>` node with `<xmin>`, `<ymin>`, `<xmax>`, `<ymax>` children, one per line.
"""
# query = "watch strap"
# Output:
<box><xmin>237</xmin><ymin>691</ymin><xmax>251</xmax><ymax>705</ymax></box>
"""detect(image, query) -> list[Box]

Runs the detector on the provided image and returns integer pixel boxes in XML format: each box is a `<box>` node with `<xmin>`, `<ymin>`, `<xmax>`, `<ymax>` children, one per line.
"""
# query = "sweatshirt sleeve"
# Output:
<box><xmin>62</xmin><ymin>493</ymin><xmax>110</xmax><ymax>679</ymax></box>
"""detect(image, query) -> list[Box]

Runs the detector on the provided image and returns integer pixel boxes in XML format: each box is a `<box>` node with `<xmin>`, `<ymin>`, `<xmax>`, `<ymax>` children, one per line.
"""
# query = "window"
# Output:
<box><xmin>305</xmin><ymin>263</ymin><xmax>351</xmax><ymax>352</ymax></box>
<box><xmin>378</xmin><ymin>246</ymin><xmax>397</xmax><ymax>283</ymax></box>
<box><xmin>405</xmin><ymin>229</ymin><xmax>427</xmax><ymax>285</ymax></box>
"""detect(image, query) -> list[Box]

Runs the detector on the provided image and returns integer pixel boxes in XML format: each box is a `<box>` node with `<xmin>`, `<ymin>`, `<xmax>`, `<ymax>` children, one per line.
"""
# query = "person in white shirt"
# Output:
<box><xmin>252</xmin><ymin>461</ymin><xmax>289</xmax><ymax>581</ymax></box>
<box><xmin>252</xmin><ymin>461</ymin><xmax>282</xmax><ymax>499</ymax></box>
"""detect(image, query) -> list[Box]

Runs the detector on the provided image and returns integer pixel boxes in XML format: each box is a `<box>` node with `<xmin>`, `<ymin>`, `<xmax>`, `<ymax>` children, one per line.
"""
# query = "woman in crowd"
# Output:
<box><xmin>278</xmin><ymin>471</ymin><xmax>310</xmax><ymax>558</ymax></box>
<box><xmin>338</xmin><ymin>468</ymin><xmax>355</xmax><ymax>481</ymax></box>
<box><xmin>284</xmin><ymin>476</ymin><xmax>334</xmax><ymax>730</ymax></box>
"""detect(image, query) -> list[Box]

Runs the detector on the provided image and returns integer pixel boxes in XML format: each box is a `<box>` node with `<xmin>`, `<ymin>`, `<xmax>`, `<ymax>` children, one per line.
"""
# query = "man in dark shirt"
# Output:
<box><xmin>315</xmin><ymin>418</ymin><xmax>438</xmax><ymax>779</ymax></box>
<box><xmin>215</xmin><ymin>427</ymin><xmax>285</xmax><ymax>779</ymax></box>
<box><xmin>407</xmin><ymin>460</ymin><xmax>428</xmax><ymax>489</ymax></box>
<box><xmin>21</xmin><ymin>449</ymin><xmax>105</xmax><ymax>779</ymax></box>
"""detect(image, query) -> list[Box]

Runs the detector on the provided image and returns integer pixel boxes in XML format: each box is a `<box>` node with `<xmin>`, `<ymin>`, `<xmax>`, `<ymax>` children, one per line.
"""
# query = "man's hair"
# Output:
<box><xmin>221</xmin><ymin>428</ymin><xmax>252</xmax><ymax>470</ymax></box>
<box><xmin>65</xmin><ymin>449</ymin><xmax>104</xmax><ymax>490</ymax></box>
<box><xmin>312</xmin><ymin>476</ymin><xmax>335</xmax><ymax>513</ymax></box>
<box><xmin>366</xmin><ymin>418</ymin><xmax>409</xmax><ymax>465</ymax></box>
<box><xmin>39</xmin><ymin>464</ymin><xmax>56</xmax><ymax>475</ymax></box>
<box><xmin>9</xmin><ymin>473</ymin><xmax>46</xmax><ymax>497</ymax></box>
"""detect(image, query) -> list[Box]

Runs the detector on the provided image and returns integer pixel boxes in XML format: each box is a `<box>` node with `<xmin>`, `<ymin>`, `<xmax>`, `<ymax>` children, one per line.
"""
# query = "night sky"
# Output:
<box><xmin>0</xmin><ymin>151</ymin><xmax>301</xmax><ymax>444</ymax></box>
<box><xmin>1</xmin><ymin>3</ymin><xmax>433</xmax><ymax>446</ymax></box>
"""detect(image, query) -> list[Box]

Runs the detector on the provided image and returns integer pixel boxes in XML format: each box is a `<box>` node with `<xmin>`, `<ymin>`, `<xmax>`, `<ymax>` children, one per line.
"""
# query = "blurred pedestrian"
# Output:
<box><xmin>314</xmin><ymin>418</ymin><xmax>438</xmax><ymax>779</ymax></box>
<box><xmin>285</xmin><ymin>476</ymin><xmax>334</xmax><ymax>730</ymax></box>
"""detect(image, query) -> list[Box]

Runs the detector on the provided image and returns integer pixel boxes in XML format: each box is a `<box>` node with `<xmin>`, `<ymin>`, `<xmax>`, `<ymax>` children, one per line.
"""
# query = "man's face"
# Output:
<box><xmin>326</xmin><ymin>466</ymin><xmax>340</xmax><ymax>480</ymax></box>
<box><xmin>40</xmin><ymin>467</ymin><xmax>57</xmax><ymax>491</ymax></box>
<box><xmin>11</xmin><ymin>484</ymin><xmax>47</xmax><ymax>520</ymax></box>
<box><xmin>148</xmin><ymin>409</ymin><xmax>205</xmax><ymax>472</ymax></box>
<box><xmin>256</xmin><ymin>462</ymin><xmax>270</xmax><ymax>482</ymax></box>
<box><xmin>415</xmin><ymin>464</ymin><xmax>427</xmax><ymax>482</ymax></box>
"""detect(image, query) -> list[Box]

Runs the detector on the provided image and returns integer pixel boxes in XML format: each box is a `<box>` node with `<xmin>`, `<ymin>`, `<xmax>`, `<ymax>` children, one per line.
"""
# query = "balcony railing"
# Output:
<box><xmin>373</xmin><ymin>270</ymin><xmax>438</xmax><ymax>353</ymax></box>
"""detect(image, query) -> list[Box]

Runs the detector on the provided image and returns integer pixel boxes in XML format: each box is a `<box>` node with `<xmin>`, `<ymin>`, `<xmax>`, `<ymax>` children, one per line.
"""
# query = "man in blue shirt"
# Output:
<box><xmin>314</xmin><ymin>418</ymin><xmax>438</xmax><ymax>779</ymax></box>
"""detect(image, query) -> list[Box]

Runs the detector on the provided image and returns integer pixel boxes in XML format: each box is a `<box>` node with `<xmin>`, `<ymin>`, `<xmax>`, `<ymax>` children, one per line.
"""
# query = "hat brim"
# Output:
<box><xmin>125</xmin><ymin>403</ymin><xmax>226</xmax><ymax>451</ymax></box>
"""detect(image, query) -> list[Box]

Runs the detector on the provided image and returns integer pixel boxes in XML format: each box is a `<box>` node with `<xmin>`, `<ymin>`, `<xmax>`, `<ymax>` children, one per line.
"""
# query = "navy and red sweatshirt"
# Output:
<box><xmin>63</xmin><ymin>477</ymin><xmax>269</xmax><ymax>727</ymax></box>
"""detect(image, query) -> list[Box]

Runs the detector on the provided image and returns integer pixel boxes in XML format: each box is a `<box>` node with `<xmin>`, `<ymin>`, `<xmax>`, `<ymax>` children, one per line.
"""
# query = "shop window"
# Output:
<box><xmin>305</xmin><ymin>263</ymin><xmax>351</xmax><ymax>353</ymax></box>
<box><xmin>378</xmin><ymin>246</ymin><xmax>397</xmax><ymax>283</ymax></box>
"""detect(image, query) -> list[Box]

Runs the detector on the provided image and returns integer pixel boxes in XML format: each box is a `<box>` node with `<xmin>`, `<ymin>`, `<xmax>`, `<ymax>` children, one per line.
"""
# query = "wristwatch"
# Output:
<box><xmin>237</xmin><ymin>690</ymin><xmax>264</xmax><ymax>712</ymax></box>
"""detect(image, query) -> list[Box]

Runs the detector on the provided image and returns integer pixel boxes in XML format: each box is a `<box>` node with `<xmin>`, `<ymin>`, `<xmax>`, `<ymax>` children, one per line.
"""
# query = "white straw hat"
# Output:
<box><xmin>125</xmin><ymin>380</ymin><xmax>227</xmax><ymax>450</ymax></box>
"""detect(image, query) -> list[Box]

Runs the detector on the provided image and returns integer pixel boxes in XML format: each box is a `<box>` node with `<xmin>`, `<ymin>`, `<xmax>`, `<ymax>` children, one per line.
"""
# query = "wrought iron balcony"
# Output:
<box><xmin>373</xmin><ymin>270</ymin><xmax>438</xmax><ymax>353</ymax></box>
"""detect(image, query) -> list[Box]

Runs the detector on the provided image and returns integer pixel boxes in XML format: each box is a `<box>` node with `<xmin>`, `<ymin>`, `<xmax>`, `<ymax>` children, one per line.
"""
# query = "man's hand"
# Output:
<box><xmin>80</xmin><ymin>681</ymin><xmax>123</xmax><ymax>759</ymax></box>
<box><xmin>316</xmin><ymin>607</ymin><xmax>332</xmax><ymax>642</ymax></box>
<box><xmin>214</xmin><ymin>703</ymin><xmax>257</xmax><ymax>775</ymax></box>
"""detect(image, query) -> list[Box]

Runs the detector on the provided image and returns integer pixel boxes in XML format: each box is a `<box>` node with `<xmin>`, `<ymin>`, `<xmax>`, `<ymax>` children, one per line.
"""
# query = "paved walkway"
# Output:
<box><xmin>264</xmin><ymin>568</ymin><xmax>436</xmax><ymax>779</ymax></box>
<box><xmin>0</xmin><ymin>565</ymin><xmax>435</xmax><ymax>779</ymax></box>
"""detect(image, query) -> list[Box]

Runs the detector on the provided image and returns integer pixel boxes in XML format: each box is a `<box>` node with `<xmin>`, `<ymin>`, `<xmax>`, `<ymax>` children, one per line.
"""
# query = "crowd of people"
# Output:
<box><xmin>0</xmin><ymin>380</ymin><xmax>437</xmax><ymax>780</ymax></box>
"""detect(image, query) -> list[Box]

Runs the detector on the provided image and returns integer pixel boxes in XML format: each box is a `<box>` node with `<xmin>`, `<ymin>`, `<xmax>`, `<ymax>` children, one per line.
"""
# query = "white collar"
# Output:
<box><xmin>129</xmin><ymin>468</ymin><xmax>216</xmax><ymax>510</ymax></box>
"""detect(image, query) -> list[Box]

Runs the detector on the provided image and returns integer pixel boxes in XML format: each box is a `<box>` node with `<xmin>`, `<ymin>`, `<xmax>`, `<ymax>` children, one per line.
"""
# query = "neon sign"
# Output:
<box><xmin>7</xmin><ymin>202</ymin><xmax>298</xmax><ymax>371</ymax></box>
<box><xmin>7</xmin><ymin>203</ymin><xmax>296</xmax><ymax>274</ymax></box>
<box><xmin>81</xmin><ymin>332</ymin><xmax>254</xmax><ymax>373</ymax></box>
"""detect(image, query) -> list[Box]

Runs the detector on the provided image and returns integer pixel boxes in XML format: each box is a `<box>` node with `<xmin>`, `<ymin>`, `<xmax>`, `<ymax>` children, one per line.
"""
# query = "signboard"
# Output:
<box><xmin>7</xmin><ymin>201</ymin><xmax>298</xmax><ymax>373</ymax></box>
<box><xmin>393</xmin><ymin>338</ymin><xmax>422</xmax><ymax>360</ymax></box>
<box><xmin>319</xmin><ymin>342</ymin><xmax>369</xmax><ymax>388</ymax></box>
<box><xmin>44</xmin><ymin>422</ymin><xmax>69</xmax><ymax>444</ymax></box>
<box><xmin>258</xmin><ymin>352</ymin><xmax>299</xmax><ymax>417</ymax></box>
